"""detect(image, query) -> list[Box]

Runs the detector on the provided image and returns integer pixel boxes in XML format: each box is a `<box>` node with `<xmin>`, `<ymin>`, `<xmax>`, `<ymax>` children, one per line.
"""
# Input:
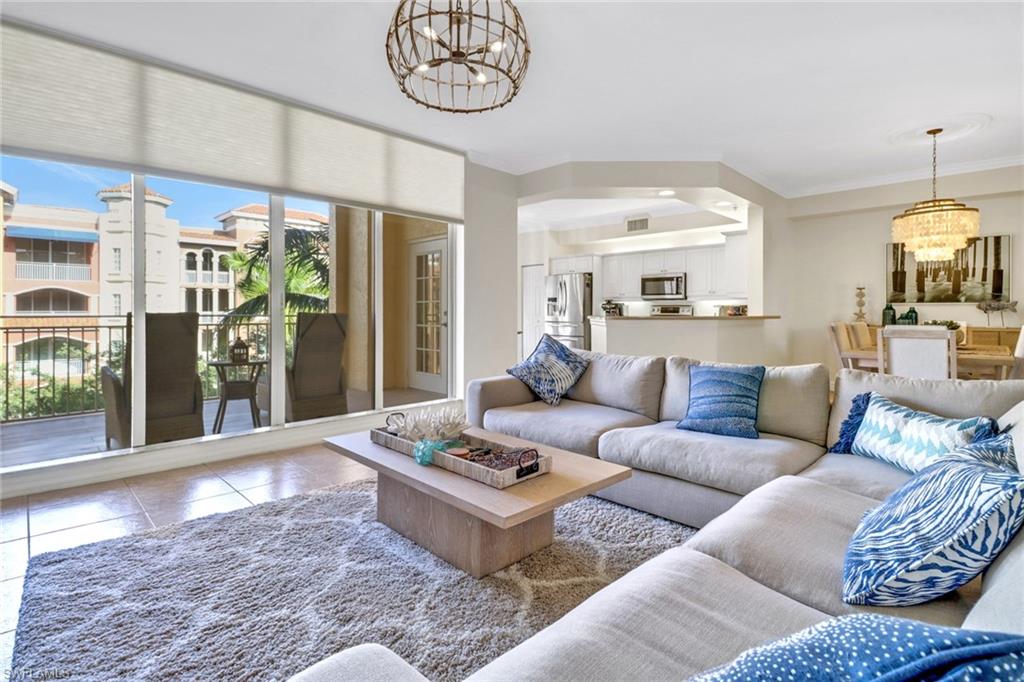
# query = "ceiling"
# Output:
<box><xmin>518</xmin><ymin>198</ymin><xmax>698</xmax><ymax>232</ymax></box>
<box><xmin>3</xmin><ymin>2</ymin><xmax>1022</xmax><ymax>197</ymax></box>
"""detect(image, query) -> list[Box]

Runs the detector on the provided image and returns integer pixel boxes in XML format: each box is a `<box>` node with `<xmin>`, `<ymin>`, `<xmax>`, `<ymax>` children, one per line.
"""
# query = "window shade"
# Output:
<box><xmin>0</xmin><ymin>23</ymin><xmax>465</xmax><ymax>221</ymax></box>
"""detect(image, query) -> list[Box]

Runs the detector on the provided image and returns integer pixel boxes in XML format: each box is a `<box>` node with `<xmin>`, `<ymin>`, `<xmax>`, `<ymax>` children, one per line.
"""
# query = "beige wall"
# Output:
<box><xmin>462</xmin><ymin>162</ymin><xmax>519</xmax><ymax>386</ymax></box>
<box><xmin>787</xmin><ymin>166</ymin><xmax>1024</xmax><ymax>374</ymax></box>
<box><xmin>382</xmin><ymin>213</ymin><xmax>448</xmax><ymax>389</ymax></box>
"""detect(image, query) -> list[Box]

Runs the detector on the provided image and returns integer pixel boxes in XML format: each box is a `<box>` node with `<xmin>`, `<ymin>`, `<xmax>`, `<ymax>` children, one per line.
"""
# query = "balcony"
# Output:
<box><xmin>185</xmin><ymin>270</ymin><xmax>197</xmax><ymax>283</ymax></box>
<box><xmin>15</xmin><ymin>261</ymin><xmax>91</xmax><ymax>281</ymax></box>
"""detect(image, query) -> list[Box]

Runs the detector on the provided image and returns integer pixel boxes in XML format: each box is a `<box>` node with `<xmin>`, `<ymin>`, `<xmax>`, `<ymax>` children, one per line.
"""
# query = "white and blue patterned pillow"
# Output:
<box><xmin>944</xmin><ymin>432</ymin><xmax>1020</xmax><ymax>471</ymax></box>
<box><xmin>850</xmin><ymin>392</ymin><xmax>996</xmax><ymax>473</ymax></box>
<box><xmin>692</xmin><ymin>613</ymin><xmax>1024</xmax><ymax>681</ymax></box>
<box><xmin>677</xmin><ymin>364</ymin><xmax>765</xmax><ymax>439</ymax></box>
<box><xmin>843</xmin><ymin>454</ymin><xmax>1024</xmax><ymax>606</ymax></box>
<box><xmin>507</xmin><ymin>334</ymin><xmax>589</xmax><ymax>406</ymax></box>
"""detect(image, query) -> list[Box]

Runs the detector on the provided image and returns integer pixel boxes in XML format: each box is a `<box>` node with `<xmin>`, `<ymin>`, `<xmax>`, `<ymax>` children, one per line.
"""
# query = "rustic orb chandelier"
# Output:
<box><xmin>891</xmin><ymin>128</ymin><xmax>980</xmax><ymax>262</ymax></box>
<box><xmin>385</xmin><ymin>0</ymin><xmax>530</xmax><ymax>113</ymax></box>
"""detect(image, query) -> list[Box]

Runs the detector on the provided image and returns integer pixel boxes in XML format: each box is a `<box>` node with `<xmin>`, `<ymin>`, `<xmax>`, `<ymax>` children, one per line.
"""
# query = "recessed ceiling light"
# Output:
<box><xmin>713</xmin><ymin>200</ymin><xmax>734</xmax><ymax>208</ymax></box>
<box><xmin>657</xmin><ymin>190</ymin><xmax>676</xmax><ymax>197</ymax></box>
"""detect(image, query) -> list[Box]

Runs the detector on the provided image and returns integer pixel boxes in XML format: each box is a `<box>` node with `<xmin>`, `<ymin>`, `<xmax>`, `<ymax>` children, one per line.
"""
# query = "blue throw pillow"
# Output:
<box><xmin>691</xmin><ymin>613</ymin><xmax>1024</xmax><ymax>681</ymax></box>
<box><xmin>827</xmin><ymin>391</ymin><xmax>872</xmax><ymax>453</ymax></box>
<box><xmin>506</xmin><ymin>334</ymin><xmax>589</xmax><ymax>406</ymax></box>
<box><xmin>843</xmin><ymin>455</ymin><xmax>1024</xmax><ymax>607</ymax></box>
<box><xmin>945</xmin><ymin>432</ymin><xmax>1019</xmax><ymax>471</ymax></box>
<box><xmin>677</xmin><ymin>364</ymin><xmax>765</xmax><ymax>439</ymax></box>
<box><xmin>850</xmin><ymin>392</ymin><xmax>997</xmax><ymax>473</ymax></box>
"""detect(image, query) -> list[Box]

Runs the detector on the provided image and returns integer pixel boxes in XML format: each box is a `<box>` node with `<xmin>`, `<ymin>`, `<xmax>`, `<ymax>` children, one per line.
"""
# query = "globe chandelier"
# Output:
<box><xmin>891</xmin><ymin>128</ymin><xmax>980</xmax><ymax>262</ymax></box>
<box><xmin>385</xmin><ymin>0</ymin><xmax>530</xmax><ymax>113</ymax></box>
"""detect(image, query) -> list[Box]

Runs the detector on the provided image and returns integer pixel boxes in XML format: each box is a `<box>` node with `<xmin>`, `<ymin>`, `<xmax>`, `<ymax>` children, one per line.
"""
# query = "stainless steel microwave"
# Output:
<box><xmin>641</xmin><ymin>274</ymin><xmax>687</xmax><ymax>300</ymax></box>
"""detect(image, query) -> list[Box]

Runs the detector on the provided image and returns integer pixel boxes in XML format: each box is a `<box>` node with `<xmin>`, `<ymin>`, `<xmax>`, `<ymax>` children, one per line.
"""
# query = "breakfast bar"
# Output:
<box><xmin>589</xmin><ymin>315</ymin><xmax>782</xmax><ymax>363</ymax></box>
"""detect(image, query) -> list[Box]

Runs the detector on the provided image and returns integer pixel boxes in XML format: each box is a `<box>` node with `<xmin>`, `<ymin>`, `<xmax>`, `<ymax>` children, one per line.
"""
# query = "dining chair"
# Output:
<box><xmin>1009</xmin><ymin>325</ymin><xmax>1024</xmax><ymax>380</ymax></box>
<box><xmin>877</xmin><ymin>325</ymin><xmax>957</xmax><ymax>380</ymax></box>
<box><xmin>828</xmin><ymin>322</ymin><xmax>879</xmax><ymax>371</ymax></box>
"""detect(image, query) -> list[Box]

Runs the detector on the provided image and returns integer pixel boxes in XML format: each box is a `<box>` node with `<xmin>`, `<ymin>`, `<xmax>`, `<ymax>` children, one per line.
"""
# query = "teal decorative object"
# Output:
<box><xmin>413</xmin><ymin>439</ymin><xmax>464</xmax><ymax>466</ymax></box>
<box><xmin>907</xmin><ymin>307</ymin><xmax>919</xmax><ymax>324</ymax></box>
<box><xmin>882</xmin><ymin>304</ymin><xmax>896</xmax><ymax>326</ymax></box>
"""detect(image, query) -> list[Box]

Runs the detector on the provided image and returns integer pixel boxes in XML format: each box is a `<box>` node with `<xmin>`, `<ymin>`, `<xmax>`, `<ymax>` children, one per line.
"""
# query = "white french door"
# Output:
<box><xmin>408</xmin><ymin>238</ymin><xmax>448</xmax><ymax>393</ymax></box>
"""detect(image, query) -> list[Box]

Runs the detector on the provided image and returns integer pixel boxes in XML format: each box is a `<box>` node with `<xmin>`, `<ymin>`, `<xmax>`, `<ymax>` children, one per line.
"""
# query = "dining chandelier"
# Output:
<box><xmin>891</xmin><ymin>128</ymin><xmax>980</xmax><ymax>262</ymax></box>
<box><xmin>385</xmin><ymin>0</ymin><xmax>530</xmax><ymax>113</ymax></box>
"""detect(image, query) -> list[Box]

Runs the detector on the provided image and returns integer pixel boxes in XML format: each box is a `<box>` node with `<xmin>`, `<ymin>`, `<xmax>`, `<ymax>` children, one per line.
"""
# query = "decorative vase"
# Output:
<box><xmin>907</xmin><ymin>307</ymin><xmax>919</xmax><ymax>325</ymax></box>
<box><xmin>882</xmin><ymin>304</ymin><xmax>896</xmax><ymax>326</ymax></box>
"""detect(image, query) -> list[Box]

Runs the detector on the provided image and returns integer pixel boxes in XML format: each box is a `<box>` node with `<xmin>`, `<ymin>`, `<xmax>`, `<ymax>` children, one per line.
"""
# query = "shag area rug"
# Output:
<box><xmin>14</xmin><ymin>479</ymin><xmax>694</xmax><ymax>681</ymax></box>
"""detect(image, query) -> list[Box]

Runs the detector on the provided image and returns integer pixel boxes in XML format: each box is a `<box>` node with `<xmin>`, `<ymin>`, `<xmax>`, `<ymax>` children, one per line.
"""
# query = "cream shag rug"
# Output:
<box><xmin>14</xmin><ymin>479</ymin><xmax>694</xmax><ymax>681</ymax></box>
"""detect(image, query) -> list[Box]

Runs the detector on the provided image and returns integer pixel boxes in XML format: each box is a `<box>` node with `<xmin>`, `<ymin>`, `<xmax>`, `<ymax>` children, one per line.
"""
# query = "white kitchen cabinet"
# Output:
<box><xmin>642</xmin><ymin>252</ymin><xmax>664</xmax><ymax>275</ymax></box>
<box><xmin>720</xmin><ymin>234</ymin><xmax>748</xmax><ymax>297</ymax></box>
<box><xmin>620</xmin><ymin>254</ymin><xmax>643</xmax><ymax>298</ymax></box>
<box><xmin>663</xmin><ymin>250</ymin><xmax>687</xmax><ymax>273</ymax></box>
<box><xmin>550</xmin><ymin>255</ymin><xmax>594</xmax><ymax>275</ymax></box>
<box><xmin>601</xmin><ymin>255</ymin><xmax>623</xmax><ymax>299</ymax></box>
<box><xmin>685</xmin><ymin>248</ymin><xmax>713</xmax><ymax>297</ymax></box>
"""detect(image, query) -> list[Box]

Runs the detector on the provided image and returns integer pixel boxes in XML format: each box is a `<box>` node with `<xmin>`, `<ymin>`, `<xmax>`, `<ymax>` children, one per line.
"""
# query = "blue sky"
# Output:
<box><xmin>2</xmin><ymin>155</ymin><xmax>329</xmax><ymax>229</ymax></box>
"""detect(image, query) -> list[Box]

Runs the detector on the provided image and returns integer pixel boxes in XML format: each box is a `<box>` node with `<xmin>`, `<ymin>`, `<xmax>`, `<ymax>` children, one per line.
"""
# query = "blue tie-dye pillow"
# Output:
<box><xmin>843</xmin><ymin>454</ymin><xmax>1024</xmax><ymax>606</ymax></box>
<box><xmin>507</xmin><ymin>334</ymin><xmax>589</xmax><ymax>406</ymax></box>
<box><xmin>677</xmin><ymin>364</ymin><xmax>765</xmax><ymax>439</ymax></box>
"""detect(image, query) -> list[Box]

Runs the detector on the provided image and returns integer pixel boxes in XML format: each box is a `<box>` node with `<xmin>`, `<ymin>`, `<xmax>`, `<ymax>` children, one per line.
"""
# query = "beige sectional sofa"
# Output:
<box><xmin>293</xmin><ymin>358</ymin><xmax>1024</xmax><ymax>681</ymax></box>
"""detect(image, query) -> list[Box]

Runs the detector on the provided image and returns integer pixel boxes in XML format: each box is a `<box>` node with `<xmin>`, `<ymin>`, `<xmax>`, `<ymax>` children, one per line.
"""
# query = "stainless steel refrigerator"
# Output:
<box><xmin>544</xmin><ymin>272</ymin><xmax>593</xmax><ymax>350</ymax></box>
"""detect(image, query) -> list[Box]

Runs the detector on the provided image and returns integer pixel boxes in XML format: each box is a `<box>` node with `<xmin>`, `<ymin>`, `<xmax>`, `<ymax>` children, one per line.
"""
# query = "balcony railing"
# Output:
<box><xmin>185</xmin><ymin>270</ymin><xmax>197</xmax><ymax>283</ymax></box>
<box><xmin>217</xmin><ymin>272</ymin><xmax>231</xmax><ymax>284</ymax></box>
<box><xmin>1</xmin><ymin>314</ymin><xmax>287</xmax><ymax>423</ymax></box>
<box><xmin>201</xmin><ymin>271</ymin><xmax>213</xmax><ymax>283</ymax></box>
<box><xmin>15</xmin><ymin>262</ymin><xmax>92</xmax><ymax>281</ymax></box>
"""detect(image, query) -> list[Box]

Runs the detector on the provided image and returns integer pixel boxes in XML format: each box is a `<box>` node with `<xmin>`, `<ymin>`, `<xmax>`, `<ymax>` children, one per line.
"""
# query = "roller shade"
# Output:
<box><xmin>0</xmin><ymin>23</ymin><xmax>464</xmax><ymax>221</ymax></box>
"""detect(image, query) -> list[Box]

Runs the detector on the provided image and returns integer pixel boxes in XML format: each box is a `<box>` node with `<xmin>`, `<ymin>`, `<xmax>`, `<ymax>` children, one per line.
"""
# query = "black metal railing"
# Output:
<box><xmin>1</xmin><ymin>314</ymin><xmax>294</xmax><ymax>422</ymax></box>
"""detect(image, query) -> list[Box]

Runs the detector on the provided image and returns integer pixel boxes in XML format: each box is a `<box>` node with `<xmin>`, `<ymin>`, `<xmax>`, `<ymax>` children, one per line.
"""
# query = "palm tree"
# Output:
<box><xmin>221</xmin><ymin>227</ymin><xmax>330</xmax><ymax>323</ymax></box>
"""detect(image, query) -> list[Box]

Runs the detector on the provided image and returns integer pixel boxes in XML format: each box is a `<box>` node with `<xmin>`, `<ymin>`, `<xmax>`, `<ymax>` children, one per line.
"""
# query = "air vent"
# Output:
<box><xmin>625</xmin><ymin>216</ymin><xmax>650</xmax><ymax>233</ymax></box>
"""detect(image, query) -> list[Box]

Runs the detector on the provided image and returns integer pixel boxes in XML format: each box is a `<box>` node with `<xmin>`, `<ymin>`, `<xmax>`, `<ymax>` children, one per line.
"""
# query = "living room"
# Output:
<box><xmin>1</xmin><ymin>2</ymin><xmax>1023</xmax><ymax>680</ymax></box>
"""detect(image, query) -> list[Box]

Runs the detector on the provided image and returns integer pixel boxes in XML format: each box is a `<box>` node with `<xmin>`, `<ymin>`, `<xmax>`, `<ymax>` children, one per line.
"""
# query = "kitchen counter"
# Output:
<box><xmin>589</xmin><ymin>315</ymin><xmax>782</xmax><ymax>363</ymax></box>
<box><xmin>594</xmin><ymin>315</ymin><xmax>781</xmax><ymax>321</ymax></box>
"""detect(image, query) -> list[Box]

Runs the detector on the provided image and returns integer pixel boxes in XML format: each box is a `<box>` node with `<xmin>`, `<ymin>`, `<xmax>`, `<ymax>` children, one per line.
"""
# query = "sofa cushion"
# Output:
<box><xmin>568</xmin><ymin>351</ymin><xmax>665</xmax><ymax>420</ymax></box>
<box><xmin>598</xmin><ymin>421</ymin><xmax>824</xmax><ymax>495</ymax></box>
<box><xmin>798</xmin><ymin>453</ymin><xmax>911</xmax><ymax>501</ymax></box>
<box><xmin>828</xmin><ymin>369</ymin><xmax>1024</xmax><ymax>448</ymax></box>
<box><xmin>677</xmin><ymin>364</ymin><xmax>765</xmax><ymax>439</ymax></box>
<box><xmin>685</xmin><ymin>476</ymin><xmax>975</xmax><ymax>627</ymax></box>
<box><xmin>466</xmin><ymin>548</ymin><xmax>828</xmax><ymax>682</ymax></box>
<box><xmin>483</xmin><ymin>399</ymin><xmax>654</xmax><ymax>457</ymax></box>
<box><xmin>661</xmin><ymin>359</ymin><xmax>830</xmax><ymax>445</ymax></box>
<box><xmin>288</xmin><ymin>643</ymin><xmax>427</xmax><ymax>682</ymax></box>
<box><xmin>507</xmin><ymin>334</ymin><xmax>589</xmax><ymax>405</ymax></box>
<box><xmin>842</xmin><ymin>455</ymin><xmax>1024</xmax><ymax>607</ymax></box>
<box><xmin>963</xmin><ymin>525</ymin><xmax>1024</xmax><ymax>634</ymax></box>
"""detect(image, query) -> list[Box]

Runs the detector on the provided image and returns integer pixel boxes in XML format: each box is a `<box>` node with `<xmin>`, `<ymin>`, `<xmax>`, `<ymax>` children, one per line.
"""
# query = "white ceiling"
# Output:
<box><xmin>3</xmin><ymin>2</ymin><xmax>1022</xmax><ymax>197</ymax></box>
<box><xmin>518</xmin><ymin>198</ymin><xmax>698</xmax><ymax>232</ymax></box>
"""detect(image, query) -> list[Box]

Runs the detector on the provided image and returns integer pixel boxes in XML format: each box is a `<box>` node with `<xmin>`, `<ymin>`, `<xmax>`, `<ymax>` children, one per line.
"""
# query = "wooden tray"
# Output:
<box><xmin>370</xmin><ymin>428</ymin><xmax>552</xmax><ymax>489</ymax></box>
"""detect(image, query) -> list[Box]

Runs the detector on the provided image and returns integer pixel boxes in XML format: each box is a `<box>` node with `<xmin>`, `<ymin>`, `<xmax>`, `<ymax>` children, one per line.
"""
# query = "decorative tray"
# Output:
<box><xmin>370</xmin><ymin>428</ymin><xmax>552</xmax><ymax>489</ymax></box>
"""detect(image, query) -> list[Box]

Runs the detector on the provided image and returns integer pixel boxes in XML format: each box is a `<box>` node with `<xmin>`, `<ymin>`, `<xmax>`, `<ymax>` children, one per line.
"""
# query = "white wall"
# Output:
<box><xmin>463</xmin><ymin>161</ymin><xmax>519</xmax><ymax>384</ymax></box>
<box><xmin>788</xmin><ymin>166</ymin><xmax>1024</xmax><ymax>373</ymax></box>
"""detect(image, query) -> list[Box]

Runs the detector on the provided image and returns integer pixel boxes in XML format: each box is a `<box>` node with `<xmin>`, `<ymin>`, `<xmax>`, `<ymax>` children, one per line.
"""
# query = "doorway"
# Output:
<box><xmin>521</xmin><ymin>264</ymin><xmax>545</xmax><ymax>359</ymax></box>
<box><xmin>408</xmin><ymin>238</ymin><xmax>448</xmax><ymax>393</ymax></box>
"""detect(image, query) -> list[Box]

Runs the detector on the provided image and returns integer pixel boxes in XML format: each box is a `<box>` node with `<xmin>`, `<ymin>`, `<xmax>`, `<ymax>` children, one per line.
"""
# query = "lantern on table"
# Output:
<box><xmin>230</xmin><ymin>337</ymin><xmax>250</xmax><ymax>364</ymax></box>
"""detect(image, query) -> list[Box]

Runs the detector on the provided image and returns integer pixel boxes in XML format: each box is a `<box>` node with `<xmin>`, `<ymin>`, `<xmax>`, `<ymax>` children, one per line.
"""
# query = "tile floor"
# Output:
<box><xmin>0</xmin><ymin>444</ymin><xmax>375</xmax><ymax>675</ymax></box>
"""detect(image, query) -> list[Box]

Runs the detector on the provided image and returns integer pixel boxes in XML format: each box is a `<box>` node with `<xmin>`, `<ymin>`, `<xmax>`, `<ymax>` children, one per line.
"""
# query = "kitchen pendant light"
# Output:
<box><xmin>891</xmin><ymin>128</ymin><xmax>980</xmax><ymax>262</ymax></box>
<box><xmin>385</xmin><ymin>0</ymin><xmax>530</xmax><ymax>113</ymax></box>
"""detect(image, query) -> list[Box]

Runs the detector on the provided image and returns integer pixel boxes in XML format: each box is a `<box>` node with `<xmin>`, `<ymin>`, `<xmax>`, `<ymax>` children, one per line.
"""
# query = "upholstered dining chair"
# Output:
<box><xmin>101</xmin><ymin>313</ymin><xmax>205</xmax><ymax>449</ymax></box>
<box><xmin>877</xmin><ymin>325</ymin><xmax>957</xmax><ymax>380</ymax></box>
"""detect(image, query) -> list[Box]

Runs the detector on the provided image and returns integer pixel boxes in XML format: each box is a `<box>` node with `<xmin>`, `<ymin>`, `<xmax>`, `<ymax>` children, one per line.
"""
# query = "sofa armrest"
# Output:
<box><xmin>466</xmin><ymin>375</ymin><xmax>535</xmax><ymax>427</ymax></box>
<box><xmin>288</xmin><ymin>644</ymin><xmax>427</xmax><ymax>682</ymax></box>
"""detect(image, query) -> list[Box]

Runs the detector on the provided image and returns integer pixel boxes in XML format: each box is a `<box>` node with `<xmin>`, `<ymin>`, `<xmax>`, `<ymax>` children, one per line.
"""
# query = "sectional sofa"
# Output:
<box><xmin>292</xmin><ymin>354</ymin><xmax>1024</xmax><ymax>681</ymax></box>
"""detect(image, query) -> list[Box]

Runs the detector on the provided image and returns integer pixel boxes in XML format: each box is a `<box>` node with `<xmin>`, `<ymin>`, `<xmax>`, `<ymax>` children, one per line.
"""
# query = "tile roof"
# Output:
<box><xmin>179</xmin><ymin>229</ymin><xmax>238</xmax><ymax>243</ymax></box>
<box><xmin>97</xmin><ymin>183</ymin><xmax>171</xmax><ymax>200</ymax></box>
<box><xmin>229</xmin><ymin>203</ymin><xmax>329</xmax><ymax>224</ymax></box>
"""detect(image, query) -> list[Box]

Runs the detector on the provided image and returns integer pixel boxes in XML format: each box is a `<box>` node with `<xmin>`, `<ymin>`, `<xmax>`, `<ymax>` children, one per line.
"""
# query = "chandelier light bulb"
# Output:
<box><xmin>415</xmin><ymin>63</ymin><xmax>430</xmax><ymax>72</ymax></box>
<box><xmin>475</xmin><ymin>70</ymin><xmax>488</xmax><ymax>83</ymax></box>
<box><xmin>489</xmin><ymin>41</ymin><xmax>505</xmax><ymax>52</ymax></box>
<box><xmin>421</xmin><ymin>25</ymin><xmax>439</xmax><ymax>40</ymax></box>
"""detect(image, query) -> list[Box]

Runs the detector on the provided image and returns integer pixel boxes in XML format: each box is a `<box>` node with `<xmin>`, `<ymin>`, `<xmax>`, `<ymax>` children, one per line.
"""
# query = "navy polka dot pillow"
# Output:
<box><xmin>692</xmin><ymin>614</ymin><xmax>1024</xmax><ymax>681</ymax></box>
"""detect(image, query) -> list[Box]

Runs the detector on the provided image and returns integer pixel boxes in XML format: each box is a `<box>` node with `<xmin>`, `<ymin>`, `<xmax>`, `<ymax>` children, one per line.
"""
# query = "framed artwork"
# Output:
<box><xmin>886</xmin><ymin>235</ymin><xmax>1011</xmax><ymax>304</ymax></box>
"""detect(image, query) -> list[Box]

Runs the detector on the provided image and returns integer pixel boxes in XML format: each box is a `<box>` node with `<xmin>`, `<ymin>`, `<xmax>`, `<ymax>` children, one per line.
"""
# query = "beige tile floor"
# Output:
<box><xmin>0</xmin><ymin>444</ymin><xmax>375</xmax><ymax>675</ymax></box>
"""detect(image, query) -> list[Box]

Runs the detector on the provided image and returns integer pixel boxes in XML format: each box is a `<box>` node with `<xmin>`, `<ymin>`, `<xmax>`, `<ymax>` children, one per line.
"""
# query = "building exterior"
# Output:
<box><xmin>1</xmin><ymin>183</ymin><xmax>327</xmax><ymax>383</ymax></box>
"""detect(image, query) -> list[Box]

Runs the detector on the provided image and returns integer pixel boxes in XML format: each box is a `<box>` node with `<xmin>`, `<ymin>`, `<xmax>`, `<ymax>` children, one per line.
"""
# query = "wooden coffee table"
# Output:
<box><xmin>323</xmin><ymin>427</ymin><xmax>631</xmax><ymax>578</ymax></box>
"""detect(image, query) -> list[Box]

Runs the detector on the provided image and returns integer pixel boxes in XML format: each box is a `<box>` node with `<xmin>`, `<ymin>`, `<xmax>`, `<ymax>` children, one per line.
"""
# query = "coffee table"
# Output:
<box><xmin>322</xmin><ymin>427</ymin><xmax>631</xmax><ymax>578</ymax></box>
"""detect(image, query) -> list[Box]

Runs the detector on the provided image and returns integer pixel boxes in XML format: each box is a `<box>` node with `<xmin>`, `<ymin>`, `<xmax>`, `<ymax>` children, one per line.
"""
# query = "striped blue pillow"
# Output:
<box><xmin>677</xmin><ymin>364</ymin><xmax>765</xmax><ymax>439</ymax></box>
<box><xmin>843</xmin><ymin>454</ymin><xmax>1024</xmax><ymax>606</ymax></box>
<box><xmin>507</xmin><ymin>334</ymin><xmax>589</xmax><ymax>406</ymax></box>
<box><xmin>851</xmin><ymin>393</ymin><xmax>996</xmax><ymax>473</ymax></box>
